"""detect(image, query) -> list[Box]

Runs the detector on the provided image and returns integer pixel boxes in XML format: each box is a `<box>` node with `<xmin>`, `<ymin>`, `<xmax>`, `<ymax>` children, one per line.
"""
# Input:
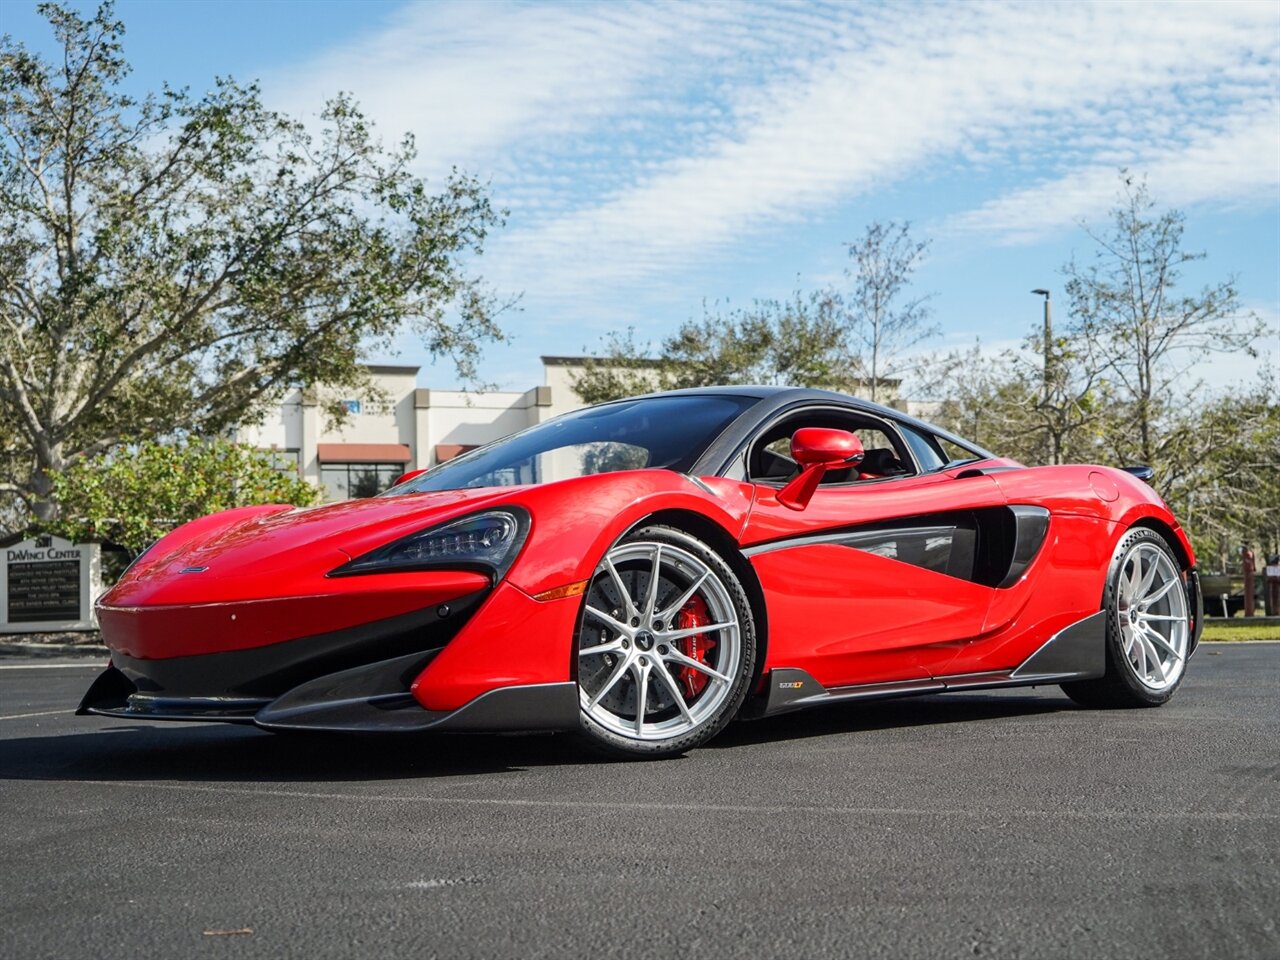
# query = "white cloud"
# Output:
<box><xmin>270</xmin><ymin>0</ymin><xmax>1278</xmax><ymax>377</ymax></box>
<box><xmin>950</xmin><ymin>101</ymin><xmax>1280</xmax><ymax>243</ymax></box>
<box><xmin>478</xmin><ymin>1</ymin><xmax>1279</xmax><ymax>301</ymax></box>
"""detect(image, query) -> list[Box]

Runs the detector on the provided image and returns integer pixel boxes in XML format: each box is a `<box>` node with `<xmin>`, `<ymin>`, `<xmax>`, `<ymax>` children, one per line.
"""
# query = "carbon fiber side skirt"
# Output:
<box><xmin>751</xmin><ymin>610</ymin><xmax>1107</xmax><ymax>718</ymax></box>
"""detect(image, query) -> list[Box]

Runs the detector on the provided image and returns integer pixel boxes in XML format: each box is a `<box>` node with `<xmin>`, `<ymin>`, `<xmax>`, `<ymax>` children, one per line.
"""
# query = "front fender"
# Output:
<box><xmin>504</xmin><ymin>471</ymin><xmax>753</xmax><ymax>597</ymax></box>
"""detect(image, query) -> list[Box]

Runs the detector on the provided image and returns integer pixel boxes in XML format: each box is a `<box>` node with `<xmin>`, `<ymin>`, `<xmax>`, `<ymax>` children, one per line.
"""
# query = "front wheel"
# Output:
<box><xmin>1061</xmin><ymin>527</ymin><xmax>1191</xmax><ymax>708</ymax></box>
<box><xmin>574</xmin><ymin>525</ymin><xmax>757</xmax><ymax>758</ymax></box>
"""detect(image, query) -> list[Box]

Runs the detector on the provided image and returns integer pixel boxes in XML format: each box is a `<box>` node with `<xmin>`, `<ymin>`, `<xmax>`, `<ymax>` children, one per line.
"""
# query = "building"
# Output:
<box><xmin>236</xmin><ymin>356</ymin><xmax>929</xmax><ymax>501</ymax></box>
<box><xmin>235</xmin><ymin>358</ymin><xmax>591</xmax><ymax>501</ymax></box>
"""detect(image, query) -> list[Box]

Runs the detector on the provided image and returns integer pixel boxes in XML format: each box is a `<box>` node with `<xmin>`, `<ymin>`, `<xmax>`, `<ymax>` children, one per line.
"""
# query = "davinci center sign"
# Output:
<box><xmin>0</xmin><ymin>535</ymin><xmax>102</xmax><ymax>633</ymax></box>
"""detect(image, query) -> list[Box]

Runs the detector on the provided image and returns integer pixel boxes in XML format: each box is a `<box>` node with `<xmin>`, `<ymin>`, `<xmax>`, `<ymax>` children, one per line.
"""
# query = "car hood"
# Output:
<box><xmin>119</xmin><ymin>486</ymin><xmax>526</xmax><ymax>595</ymax></box>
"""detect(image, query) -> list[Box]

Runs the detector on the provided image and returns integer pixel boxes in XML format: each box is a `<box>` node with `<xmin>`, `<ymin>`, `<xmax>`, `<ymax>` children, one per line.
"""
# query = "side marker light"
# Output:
<box><xmin>532</xmin><ymin>580</ymin><xmax>589</xmax><ymax>602</ymax></box>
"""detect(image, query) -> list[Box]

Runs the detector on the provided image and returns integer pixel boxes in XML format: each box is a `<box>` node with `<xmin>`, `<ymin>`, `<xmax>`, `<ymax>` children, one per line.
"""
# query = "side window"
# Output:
<box><xmin>747</xmin><ymin>412</ymin><xmax>916</xmax><ymax>485</ymax></box>
<box><xmin>898</xmin><ymin>424</ymin><xmax>984</xmax><ymax>472</ymax></box>
<box><xmin>936</xmin><ymin>435</ymin><xmax>981</xmax><ymax>466</ymax></box>
<box><xmin>898</xmin><ymin>424</ymin><xmax>947</xmax><ymax>472</ymax></box>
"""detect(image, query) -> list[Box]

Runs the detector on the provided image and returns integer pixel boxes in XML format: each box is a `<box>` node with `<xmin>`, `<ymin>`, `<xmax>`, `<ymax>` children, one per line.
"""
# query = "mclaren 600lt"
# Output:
<box><xmin>81</xmin><ymin>388</ymin><xmax>1203</xmax><ymax>757</ymax></box>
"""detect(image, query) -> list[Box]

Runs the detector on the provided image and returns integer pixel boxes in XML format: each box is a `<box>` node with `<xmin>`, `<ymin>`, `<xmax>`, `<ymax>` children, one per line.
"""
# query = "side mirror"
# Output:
<box><xmin>777</xmin><ymin>428</ymin><xmax>864</xmax><ymax>511</ymax></box>
<box><xmin>393</xmin><ymin>467</ymin><xmax>428</xmax><ymax>487</ymax></box>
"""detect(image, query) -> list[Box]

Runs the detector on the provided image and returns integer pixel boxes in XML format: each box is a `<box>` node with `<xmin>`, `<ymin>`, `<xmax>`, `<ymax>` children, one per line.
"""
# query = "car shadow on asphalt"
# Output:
<box><xmin>0</xmin><ymin>691</ymin><xmax>1074</xmax><ymax>784</ymax></box>
<box><xmin>713</xmin><ymin>691</ymin><xmax>1070</xmax><ymax>749</ymax></box>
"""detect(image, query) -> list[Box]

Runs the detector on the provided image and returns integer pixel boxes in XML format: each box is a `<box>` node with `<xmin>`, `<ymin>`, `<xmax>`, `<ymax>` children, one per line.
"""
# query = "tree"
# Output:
<box><xmin>918</xmin><ymin>333</ymin><xmax>1106</xmax><ymax>468</ymax></box>
<box><xmin>1064</xmin><ymin>174</ymin><xmax>1264</xmax><ymax>471</ymax></box>
<box><xmin>47</xmin><ymin>437</ymin><xmax>321</xmax><ymax>560</ymax></box>
<box><xmin>839</xmin><ymin>221</ymin><xmax>938</xmax><ymax>403</ymax></box>
<box><xmin>1015</xmin><ymin>322</ymin><xmax>1106</xmax><ymax>466</ymax></box>
<box><xmin>572</xmin><ymin>291</ymin><xmax>857</xmax><ymax>404</ymax></box>
<box><xmin>1160</xmin><ymin>372</ymin><xmax>1280</xmax><ymax>568</ymax></box>
<box><xmin>0</xmin><ymin>3</ymin><xmax>506</xmax><ymax>523</ymax></box>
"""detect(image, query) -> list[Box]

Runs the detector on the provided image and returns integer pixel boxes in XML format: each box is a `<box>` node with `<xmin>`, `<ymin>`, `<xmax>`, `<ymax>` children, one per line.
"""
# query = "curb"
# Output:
<box><xmin>0</xmin><ymin>642</ymin><xmax>108</xmax><ymax>659</ymax></box>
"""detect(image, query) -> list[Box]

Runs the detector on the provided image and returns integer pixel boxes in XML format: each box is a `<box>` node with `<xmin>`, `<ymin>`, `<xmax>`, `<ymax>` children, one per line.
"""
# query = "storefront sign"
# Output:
<box><xmin>0</xmin><ymin>536</ymin><xmax>101</xmax><ymax>632</ymax></box>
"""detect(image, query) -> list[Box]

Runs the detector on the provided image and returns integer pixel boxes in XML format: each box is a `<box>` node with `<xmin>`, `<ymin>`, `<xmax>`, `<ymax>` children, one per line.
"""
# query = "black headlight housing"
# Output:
<box><xmin>329</xmin><ymin>507</ymin><xmax>530</xmax><ymax>582</ymax></box>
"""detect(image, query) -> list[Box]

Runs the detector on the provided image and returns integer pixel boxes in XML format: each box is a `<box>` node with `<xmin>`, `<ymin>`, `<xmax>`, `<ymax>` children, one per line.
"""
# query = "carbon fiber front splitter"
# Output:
<box><xmin>78</xmin><ymin>651</ymin><xmax>579</xmax><ymax>734</ymax></box>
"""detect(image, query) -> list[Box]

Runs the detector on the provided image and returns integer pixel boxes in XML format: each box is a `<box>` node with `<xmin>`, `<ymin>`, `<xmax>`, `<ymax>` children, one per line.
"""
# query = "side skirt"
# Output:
<box><xmin>751</xmin><ymin>610</ymin><xmax>1107</xmax><ymax>718</ymax></box>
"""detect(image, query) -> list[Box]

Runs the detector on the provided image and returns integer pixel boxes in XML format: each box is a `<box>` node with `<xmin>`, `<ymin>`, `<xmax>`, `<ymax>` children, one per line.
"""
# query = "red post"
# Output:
<box><xmin>1241</xmin><ymin>546</ymin><xmax>1256</xmax><ymax>618</ymax></box>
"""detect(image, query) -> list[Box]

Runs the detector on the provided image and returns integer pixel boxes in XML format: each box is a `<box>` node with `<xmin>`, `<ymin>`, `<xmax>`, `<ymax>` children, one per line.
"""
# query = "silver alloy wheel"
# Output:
<box><xmin>1115</xmin><ymin>541</ymin><xmax>1189</xmax><ymax>692</ymax></box>
<box><xmin>577</xmin><ymin>541</ymin><xmax>742</xmax><ymax>742</ymax></box>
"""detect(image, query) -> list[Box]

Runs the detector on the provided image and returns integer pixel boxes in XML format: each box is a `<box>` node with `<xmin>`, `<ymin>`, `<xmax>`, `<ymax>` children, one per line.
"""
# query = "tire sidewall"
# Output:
<box><xmin>575</xmin><ymin>524</ymin><xmax>758</xmax><ymax>758</ymax></box>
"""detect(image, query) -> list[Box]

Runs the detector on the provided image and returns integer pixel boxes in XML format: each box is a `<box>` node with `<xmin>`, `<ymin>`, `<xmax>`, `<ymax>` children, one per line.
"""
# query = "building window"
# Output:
<box><xmin>263</xmin><ymin>448</ymin><xmax>301</xmax><ymax>477</ymax></box>
<box><xmin>320</xmin><ymin>462</ymin><xmax>402</xmax><ymax>501</ymax></box>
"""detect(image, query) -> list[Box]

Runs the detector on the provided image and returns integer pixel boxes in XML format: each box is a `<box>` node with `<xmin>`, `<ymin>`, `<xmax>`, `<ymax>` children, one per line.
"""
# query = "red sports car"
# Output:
<box><xmin>80</xmin><ymin>388</ymin><xmax>1203</xmax><ymax>757</ymax></box>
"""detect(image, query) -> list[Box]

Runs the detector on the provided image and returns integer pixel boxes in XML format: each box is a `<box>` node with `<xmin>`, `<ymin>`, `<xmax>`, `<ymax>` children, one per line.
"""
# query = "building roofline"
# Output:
<box><xmin>364</xmin><ymin>364</ymin><xmax>420</xmax><ymax>375</ymax></box>
<box><xmin>541</xmin><ymin>354</ymin><xmax>661</xmax><ymax>366</ymax></box>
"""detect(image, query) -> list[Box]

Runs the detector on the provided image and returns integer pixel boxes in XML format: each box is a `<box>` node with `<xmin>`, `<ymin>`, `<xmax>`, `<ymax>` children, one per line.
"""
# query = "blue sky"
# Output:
<box><xmin>4</xmin><ymin>0</ymin><xmax>1278</xmax><ymax>392</ymax></box>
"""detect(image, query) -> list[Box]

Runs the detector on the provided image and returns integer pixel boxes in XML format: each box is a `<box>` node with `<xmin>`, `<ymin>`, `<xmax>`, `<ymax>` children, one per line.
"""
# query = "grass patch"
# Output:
<box><xmin>1201</xmin><ymin>622</ymin><xmax>1280</xmax><ymax>642</ymax></box>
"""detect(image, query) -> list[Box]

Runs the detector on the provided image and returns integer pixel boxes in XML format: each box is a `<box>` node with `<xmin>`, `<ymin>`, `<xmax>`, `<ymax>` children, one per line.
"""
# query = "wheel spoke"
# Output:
<box><xmin>1141</xmin><ymin>625</ymin><xmax>1184</xmax><ymax>662</ymax></box>
<box><xmin>588</xmin><ymin>655</ymin><xmax>632</xmax><ymax>709</ymax></box>
<box><xmin>657</xmin><ymin>571</ymin><xmax>709</xmax><ymax>622</ymax></box>
<box><xmin>1141</xmin><ymin>578</ymin><xmax>1177</xmax><ymax>607</ymax></box>
<box><xmin>1131</xmin><ymin>630</ymin><xmax>1147</xmax><ymax>675</ymax></box>
<box><xmin>1135</xmin><ymin>551</ymin><xmax>1158</xmax><ymax>598</ymax></box>
<box><xmin>651</xmin><ymin>661</ymin><xmax>694</xmax><ymax>724</ymax></box>
<box><xmin>663</xmin><ymin>646</ymin><xmax>731</xmax><ymax>683</ymax></box>
<box><xmin>1138</xmin><ymin>613</ymin><xmax>1183</xmax><ymax>623</ymax></box>
<box><xmin>602</xmin><ymin>557</ymin><xmax>638</xmax><ymax>621</ymax></box>
<box><xmin>578</xmin><ymin>638</ymin><xmax>624</xmax><ymax>658</ymax></box>
<box><xmin>584</xmin><ymin>605</ymin><xmax>629</xmax><ymax>635</ymax></box>
<box><xmin>642</xmin><ymin>545</ymin><xmax>663</xmax><ymax>619</ymax></box>
<box><xmin>662</xmin><ymin>621</ymin><xmax>735</xmax><ymax>642</ymax></box>
<box><xmin>1124</xmin><ymin>555</ymin><xmax>1141</xmax><ymax>601</ymax></box>
<box><xmin>634</xmin><ymin>661</ymin><xmax>650</xmax><ymax>735</ymax></box>
<box><xmin>1140</xmin><ymin>633</ymin><xmax>1166</xmax><ymax>682</ymax></box>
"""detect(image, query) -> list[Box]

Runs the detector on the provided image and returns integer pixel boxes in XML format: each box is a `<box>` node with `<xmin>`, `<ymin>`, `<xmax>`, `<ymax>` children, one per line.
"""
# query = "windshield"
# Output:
<box><xmin>392</xmin><ymin>394</ymin><xmax>755</xmax><ymax>493</ymax></box>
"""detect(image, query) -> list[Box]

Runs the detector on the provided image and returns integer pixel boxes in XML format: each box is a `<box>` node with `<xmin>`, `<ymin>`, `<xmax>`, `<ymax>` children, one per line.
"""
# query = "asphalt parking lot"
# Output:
<box><xmin>1</xmin><ymin>644</ymin><xmax>1277</xmax><ymax>960</ymax></box>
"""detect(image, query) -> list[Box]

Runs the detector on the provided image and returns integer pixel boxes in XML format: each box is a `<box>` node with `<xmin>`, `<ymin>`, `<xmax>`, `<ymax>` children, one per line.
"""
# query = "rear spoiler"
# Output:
<box><xmin>1119</xmin><ymin>465</ymin><xmax>1155</xmax><ymax>483</ymax></box>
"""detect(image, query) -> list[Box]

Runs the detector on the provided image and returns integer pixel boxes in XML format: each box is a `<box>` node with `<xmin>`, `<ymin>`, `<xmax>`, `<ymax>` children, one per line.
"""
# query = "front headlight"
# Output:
<box><xmin>330</xmin><ymin>508</ymin><xmax>529</xmax><ymax>580</ymax></box>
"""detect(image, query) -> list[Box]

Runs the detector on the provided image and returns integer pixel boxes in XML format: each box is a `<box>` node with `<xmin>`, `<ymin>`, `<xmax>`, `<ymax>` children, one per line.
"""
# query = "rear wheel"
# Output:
<box><xmin>575</xmin><ymin>525</ymin><xmax>757</xmax><ymax>758</ymax></box>
<box><xmin>1062</xmin><ymin>527</ymin><xmax>1191</xmax><ymax>708</ymax></box>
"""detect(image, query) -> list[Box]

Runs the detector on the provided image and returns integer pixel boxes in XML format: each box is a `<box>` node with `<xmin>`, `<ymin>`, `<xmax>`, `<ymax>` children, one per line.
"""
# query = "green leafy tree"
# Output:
<box><xmin>0</xmin><ymin>2</ymin><xmax>506</xmax><ymax>524</ymax></box>
<box><xmin>48</xmin><ymin>437</ymin><xmax>321</xmax><ymax>559</ymax></box>
<box><xmin>1161</xmin><ymin>372</ymin><xmax>1280</xmax><ymax>568</ymax></box>
<box><xmin>573</xmin><ymin>291</ymin><xmax>858</xmax><ymax>404</ymax></box>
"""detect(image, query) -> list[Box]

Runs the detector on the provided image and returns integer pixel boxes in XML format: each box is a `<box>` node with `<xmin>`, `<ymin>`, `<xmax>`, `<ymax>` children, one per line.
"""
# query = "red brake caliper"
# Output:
<box><xmin>676</xmin><ymin>594</ymin><xmax>717</xmax><ymax>699</ymax></box>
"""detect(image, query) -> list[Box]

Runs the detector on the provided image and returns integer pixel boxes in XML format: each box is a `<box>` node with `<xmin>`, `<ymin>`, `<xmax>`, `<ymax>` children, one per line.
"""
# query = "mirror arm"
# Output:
<box><xmin>777</xmin><ymin>462</ymin><xmax>828</xmax><ymax>511</ymax></box>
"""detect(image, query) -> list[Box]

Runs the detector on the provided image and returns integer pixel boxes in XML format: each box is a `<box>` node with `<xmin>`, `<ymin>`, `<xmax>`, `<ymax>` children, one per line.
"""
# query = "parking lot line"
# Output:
<box><xmin>0</xmin><ymin>708</ymin><xmax>73</xmax><ymax>721</ymax></box>
<box><xmin>48</xmin><ymin>778</ymin><xmax>1279</xmax><ymax>824</ymax></box>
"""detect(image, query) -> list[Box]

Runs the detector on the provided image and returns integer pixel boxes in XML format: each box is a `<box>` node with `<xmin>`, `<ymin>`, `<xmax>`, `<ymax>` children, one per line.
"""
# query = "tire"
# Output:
<box><xmin>1061</xmin><ymin>527</ymin><xmax>1192</xmax><ymax>708</ymax></box>
<box><xmin>574</xmin><ymin>525</ymin><xmax>757</xmax><ymax>758</ymax></box>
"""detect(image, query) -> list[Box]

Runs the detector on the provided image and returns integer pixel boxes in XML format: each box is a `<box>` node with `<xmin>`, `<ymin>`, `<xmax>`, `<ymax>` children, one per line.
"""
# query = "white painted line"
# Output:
<box><xmin>0</xmin><ymin>662</ymin><xmax>103</xmax><ymax>670</ymax></box>
<box><xmin>49</xmin><ymin>779</ymin><xmax>1280</xmax><ymax>824</ymax></box>
<box><xmin>0</xmin><ymin>709</ymin><xmax>73</xmax><ymax>721</ymax></box>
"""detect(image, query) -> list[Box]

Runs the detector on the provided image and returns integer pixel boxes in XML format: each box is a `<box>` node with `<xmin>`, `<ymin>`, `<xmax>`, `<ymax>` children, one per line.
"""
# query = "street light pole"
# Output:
<box><xmin>1031</xmin><ymin>288</ymin><xmax>1052</xmax><ymax>396</ymax></box>
<box><xmin>1031</xmin><ymin>288</ymin><xmax>1053</xmax><ymax>462</ymax></box>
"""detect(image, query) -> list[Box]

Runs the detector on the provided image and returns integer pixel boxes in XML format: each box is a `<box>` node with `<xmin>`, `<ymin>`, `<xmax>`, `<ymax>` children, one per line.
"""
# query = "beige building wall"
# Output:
<box><xmin>235</xmin><ymin>364</ymin><xmax>568</xmax><ymax>500</ymax></box>
<box><xmin>235</xmin><ymin>355</ymin><xmax>929</xmax><ymax>501</ymax></box>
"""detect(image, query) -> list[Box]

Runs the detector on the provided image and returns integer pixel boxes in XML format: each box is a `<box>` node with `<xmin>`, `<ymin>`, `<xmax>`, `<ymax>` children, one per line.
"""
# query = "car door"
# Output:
<box><xmin>737</xmin><ymin>408</ymin><xmax>1008</xmax><ymax>688</ymax></box>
